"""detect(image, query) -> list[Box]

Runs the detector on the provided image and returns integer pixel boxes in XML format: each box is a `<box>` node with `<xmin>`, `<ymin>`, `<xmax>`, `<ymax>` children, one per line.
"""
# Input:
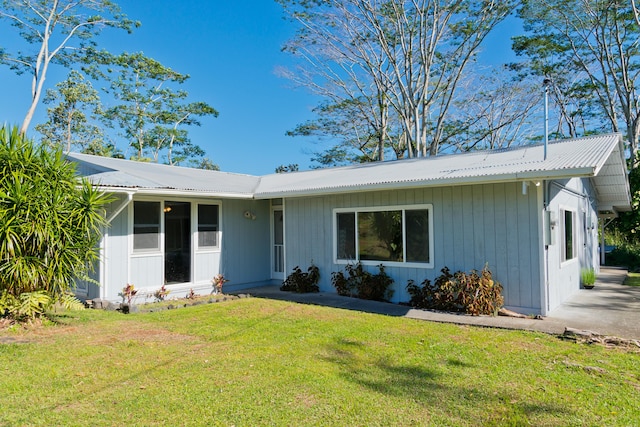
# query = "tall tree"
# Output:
<box><xmin>0</xmin><ymin>0</ymin><xmax>138</xmax><ymax>134</ymax></box>
<box><xmin>514</xmin><ymin>0</ymin><xmax>640</xmax><ymax>167</ymax></box>
<box><xmin>278</xmin><ymin>0</ymin><xmax>516</xmax><ymax>162</ymax></box>
<box><xmin>35</xmin><ymin>69</ymin><xmax>104</xmax><ymax>152</ymax></box>
<box><xmin>84</xmin><ymin>51</ymin><xmax>218</xmax><ymax>163</ymax></box>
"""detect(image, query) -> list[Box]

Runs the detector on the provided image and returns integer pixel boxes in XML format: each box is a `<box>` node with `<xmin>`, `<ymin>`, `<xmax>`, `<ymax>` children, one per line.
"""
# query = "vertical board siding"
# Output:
<box><xmin>104</xmin><ymin>198</ymin><xmax>131</xmax><ymax>300</ymax></box>
<box><xmin>194</xmin><ymin>252</ymin><xmax>220</xmax><ymax>282</ymax></box>
<box><xmin>284</xmin><ymin>182</ymin><xmax>542</xmax><ymax>313</ymax></box>
<box><xmin>219</xmin><ymin>199</ymin><xmax>271</xmax><ymax>286</ymax></box>
<box><xmin>545</xmin><ymin>177</ymin><xmax>594</xmax><ymax>311</ymax></box>
<box><xmin>493</xmin><ymin>184</ymin><xmax>509</xmax><ymax>304</ymax></box>
<box><xmin>130</xmin><ymin>255</ymin><xmax>163</xmax><ymax>290</ymax></box>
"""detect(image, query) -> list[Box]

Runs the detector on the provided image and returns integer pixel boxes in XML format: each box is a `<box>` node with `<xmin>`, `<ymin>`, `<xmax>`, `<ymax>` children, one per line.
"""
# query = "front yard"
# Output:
<box><xmin>0</xmin><ymin>298</ymin><xmax>638</xmax><ymax>426</ymax></box>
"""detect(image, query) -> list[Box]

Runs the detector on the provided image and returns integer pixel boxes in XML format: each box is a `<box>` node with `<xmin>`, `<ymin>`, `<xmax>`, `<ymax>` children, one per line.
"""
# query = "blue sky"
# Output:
<box><xmin>0</xmin><ymin>1</ymin><xmax>520</xmax><ymax>175</ymax></box>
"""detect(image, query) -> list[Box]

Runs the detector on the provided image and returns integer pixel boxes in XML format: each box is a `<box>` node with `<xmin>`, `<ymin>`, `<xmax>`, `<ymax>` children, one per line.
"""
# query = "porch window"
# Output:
<box><xmin>562</xmin><ymin>209</ymin><xmax>575</xmax><ymax>262</ymax></box>
<box><xmin>335</xmin><ymin>205</ymin><xmax>432</xmax><ymax>267</ymax></box>
<box><xmin>133</xmin><ymin>201</ymin><xmax>160</xmax><ymax>251</ymax></box>
<box><xmin>198</xmin><ymin>204</ymin><xmax>219</xmax><ymax>248</ymax></box>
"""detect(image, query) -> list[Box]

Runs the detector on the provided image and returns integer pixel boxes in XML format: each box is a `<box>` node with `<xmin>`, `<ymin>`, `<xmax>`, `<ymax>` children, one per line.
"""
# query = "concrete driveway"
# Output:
<box><xmin>240</xmin><ymin>267</ymin><xmax>640</xmax><ymax>341</ymax></box>
<box><xmin>545</xmin><ymin>267</ymin><xmax>640</xmax><ymax>340</ymax></box>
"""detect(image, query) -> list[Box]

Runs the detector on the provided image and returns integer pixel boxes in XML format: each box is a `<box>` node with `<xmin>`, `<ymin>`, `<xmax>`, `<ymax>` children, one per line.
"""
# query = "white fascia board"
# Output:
<box><xmin>95</xmin><ymin>186</ymin><xmax>254</xmax><ymax>199</ymax></box>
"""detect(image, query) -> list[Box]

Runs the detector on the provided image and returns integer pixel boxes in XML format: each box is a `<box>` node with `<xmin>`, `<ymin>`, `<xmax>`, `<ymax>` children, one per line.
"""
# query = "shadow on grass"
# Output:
<box><xmin>322</xmin><ymin>337</ymin><xmax>573</xmax><ymax>424</ymax></box>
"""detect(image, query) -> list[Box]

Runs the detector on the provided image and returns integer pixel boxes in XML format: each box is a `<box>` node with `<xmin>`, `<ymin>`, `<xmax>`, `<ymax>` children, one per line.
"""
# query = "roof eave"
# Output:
<box><xmin>95</xmin><ymin>186</ymin><xmax>254</xmax><ymax>199</ymax></box>
<box><xmin>254</xmin><ymin>167</ymin><xmax>597</xmax><ymax>199</ymax></box>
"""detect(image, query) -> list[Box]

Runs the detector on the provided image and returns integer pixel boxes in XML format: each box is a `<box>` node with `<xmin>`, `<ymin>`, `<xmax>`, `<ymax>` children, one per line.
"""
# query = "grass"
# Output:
<box><xmin>623</xmin><ymin>272</ymin><xmax>640</xmax><ymax>287</ymax></box>
<box><xmin>1</xmin><ymin>298</ymin><xmax>639</xmax><ymax>426</ymax></box>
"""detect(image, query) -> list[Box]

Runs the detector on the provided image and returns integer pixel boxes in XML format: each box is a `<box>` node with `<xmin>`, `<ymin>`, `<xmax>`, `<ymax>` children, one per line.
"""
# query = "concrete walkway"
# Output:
<box><xmin>239</xmin><ymin>267</ymin><xmax>640</xmax><ymax>341</ymax></box>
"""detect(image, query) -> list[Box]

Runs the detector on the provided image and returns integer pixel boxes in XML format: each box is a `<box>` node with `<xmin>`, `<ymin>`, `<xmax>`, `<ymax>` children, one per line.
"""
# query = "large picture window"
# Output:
<box><xmin>198</xmin><ymin>204</ymin><xmax>219</xmax><ymax>248</ymax></box>
<box><xmin>133</xmin><ymin>201</ymin><xmax>160</xmax><ymax>251</ymax></box>
<box><xmin>335</xmin><ymin>205</ymin><xmax>432</xmax><ymax>267</ymax></box>
<box><xmin>562</xmin><ymin>209</ymin><xmax>575</xmax><ymax>262</ymax></box>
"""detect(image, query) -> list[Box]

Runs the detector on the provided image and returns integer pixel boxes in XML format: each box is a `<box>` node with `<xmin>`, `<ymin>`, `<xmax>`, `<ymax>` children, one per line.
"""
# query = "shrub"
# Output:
<box><xmin>154</xmin><ymin>284</ymin><xmax>170</xmax><ymax>302</ymax></box>
<box><xmin>407</xmin><ymin>265</ymin><xmax>504</xmax><ymax>316</ymax></box>
<box><xmin>0</xmin><ymin>125</ymin><xmax>111</xmax><ymax>318</ymax></box>
<box><xmin>0</xmin><ymin>290</ymin><xmax>83</xmax><ymax>321</ymax></box>
<box><xmin>605</xmin><ymin>243</ymin><xmax>640</xmax><ymax>271</ymax></box>
<box><xmin>280</xmin><ymin>263</ymin><xmax>320</xmax><ymax>293</ymax></box>
<box><xmin>119</xmin><ymin>284</ymin><xmax>138</xmax><ymax>304</ymax></box>
<box><xmin>331</xmin><ymin>262</ymin><xmax>394</xmax><ymax>302</ymax></box>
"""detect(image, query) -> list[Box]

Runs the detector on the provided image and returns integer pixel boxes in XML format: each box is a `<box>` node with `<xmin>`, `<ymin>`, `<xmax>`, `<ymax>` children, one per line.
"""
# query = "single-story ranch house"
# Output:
<box><xmin>69</xmin><ymin>133</ymin><xmax>631</xmax><ymax>315</ymax></box>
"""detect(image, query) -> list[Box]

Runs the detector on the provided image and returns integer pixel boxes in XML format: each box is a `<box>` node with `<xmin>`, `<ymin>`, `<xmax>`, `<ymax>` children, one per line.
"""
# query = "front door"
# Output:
<box><xmin>272</xmin><ymin>208</ymin><xmax>284</xmax><ymax>279</ymax></box>
<box><xmin>164</xmin><ymin>201</ymin><xmax>191</xmax><ymax>284</ymax></box>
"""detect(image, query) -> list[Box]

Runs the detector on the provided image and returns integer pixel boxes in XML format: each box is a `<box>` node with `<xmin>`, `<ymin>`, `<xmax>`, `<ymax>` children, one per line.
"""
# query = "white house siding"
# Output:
<box><xmin>545</xmin><ymin>177</ymin><xmax>597</xmax><ymax>312</ymax></box>
<box><xmin>91</xmin><ymin>196</ymin><xmax>272</xmax><ymax>302</ymax></box>
<box><xmin>284</xmin><ymin>182</ymin><xmax>542</xmax><ymax>314</ymax></box>
<box><xmin>218</xmin><ymin>199</ymin><xmax>272</xmax><ymax>292</ymax></box>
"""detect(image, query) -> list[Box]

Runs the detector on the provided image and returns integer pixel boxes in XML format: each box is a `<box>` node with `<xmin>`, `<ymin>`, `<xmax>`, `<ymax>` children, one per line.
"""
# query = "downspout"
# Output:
<box><xmin>107</xmin><ymin>191</ymin><xmax>136</xmax><ymax>223</ymax></box>
<box><xmin>543</xmin><ymin>179</ymin><xmax>551</xmax><ymax>315</ymax></box>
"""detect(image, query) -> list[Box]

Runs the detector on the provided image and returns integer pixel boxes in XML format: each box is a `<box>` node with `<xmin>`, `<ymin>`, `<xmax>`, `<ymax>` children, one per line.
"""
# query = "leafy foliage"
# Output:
<box><xmin>275</xmin><ymin>164</ymin><xmax>299</xmax><ymax>173</ymax></box>
<box><xmin>0</xmin><ymin>126</ymin><xmax>111</xmax><ymax>314</ymax></box>
<box><xmin>605</xmin><ymin>243</ymin><xmax>640</xmax><ymax>271</ymax></box>
<box><xmin>407</xmin><ymin>265</ymin><xmax>504</xmax><ymax>315</ymax></box>
<box><xmin>331</xmin><ymin>263</ymin><xmax>394</xmax><ymax>302</ymax></box>
<box><xmin>514</xmin><ymin>0</ymin><xmax>640</xmax><ymax>167</ymax></box>
<box><xmin>83</xmin><ymin>50</ymin><xmax>218</xmax><ymax>165</ymax></box>
<box><xmin>279</xmin><ymin>0</ymin><xmax>518</xmax><ymax>164</ymax></box>
<box><xmin>35</xmin><ymin>70</ymin><xmax>105</xmax><ymax>152</ymax></box>
<box><xmin>0</xmin><ymin>0</ymin><xmax>139</xmax><ymax>133</ymax></box>
<box><xmin>280</xmin><ymin>264</ymin><xmax>320</xmax><ymax>293</ymax></box>
<box><xmin>119</xmin><ymin>284</ymin><xmax>138</xmax><ymax>304</ymax></box>
<box><xmin>153</xmin><ymin>284</ymin><xmax>170</xmax><ymax>302</ymax></box>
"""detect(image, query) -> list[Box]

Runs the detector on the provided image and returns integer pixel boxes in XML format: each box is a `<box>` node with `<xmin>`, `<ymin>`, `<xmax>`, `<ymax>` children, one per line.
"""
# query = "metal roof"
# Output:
<box><xmin>255</xmin><ymin>134</ymin><xmax>631</xmax><ymax>212</ymax></box>
<box><xmin>68</xmin><ymin>133</ymin><xmax>631</xmax><ymax>213</ymax></box>
<box><xmin>68</xmin><ymin>152</ymin><xmax>259</xmax><ymax>198</ymax></box>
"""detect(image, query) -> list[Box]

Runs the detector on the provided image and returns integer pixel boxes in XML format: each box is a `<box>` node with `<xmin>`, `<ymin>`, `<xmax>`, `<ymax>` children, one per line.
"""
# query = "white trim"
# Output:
<box><xmin>195</xmin><ymin>203</ymin><xmax>222</xmax><ymax>252</ymax></box>
<box><xmin>332</xmin><ymin>204</ymin><xmax>434</xmax><ymax>269</ymax></box>
<box><xmin>560</xmin><ymin>205</ymin><xmax>578</xmax><ymax>266</ymax></box>
<box><xmin>270</xmin><ymin>204</ymin><xmax>285</xmax><ymax>280</ymax></box>
<box><xmin>127</xmin><ymin>196</ymin><xmax>223</xmax><ymax>288</ymax></box>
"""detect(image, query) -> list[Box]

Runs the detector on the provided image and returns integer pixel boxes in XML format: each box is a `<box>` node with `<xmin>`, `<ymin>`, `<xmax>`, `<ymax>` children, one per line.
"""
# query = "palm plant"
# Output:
<box><xmin>0</xmin><ymin>125</ymin><xmax>112</xmax><ymax>317</ymax></box>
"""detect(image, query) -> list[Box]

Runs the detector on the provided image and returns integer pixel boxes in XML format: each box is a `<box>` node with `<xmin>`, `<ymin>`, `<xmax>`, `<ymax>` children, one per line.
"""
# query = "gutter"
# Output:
<box><xmin>254</xmin><ymin>167</ymin><xmax>597</xmax><ymax>200</ymax></box>
<box><xmin>94</xmin><ymin>186</ymin><xmax>255</xmax><ymax>200</ymax></box>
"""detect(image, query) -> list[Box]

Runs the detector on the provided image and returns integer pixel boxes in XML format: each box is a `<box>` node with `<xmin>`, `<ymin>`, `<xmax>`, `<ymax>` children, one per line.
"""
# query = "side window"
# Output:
<box><xmin>134</xmin><ymin>201</ymin><xmax>160</xmax><ymax>251</ymax></box>
<box><xmin>562</xmin><ymin>209</ymin><xmax>575</xmax><ymax>262</ymax></box>
<box><xmin>198</xmin><ymin>204</ymin><xmax>219</xmax><ymax>248</ymax></box>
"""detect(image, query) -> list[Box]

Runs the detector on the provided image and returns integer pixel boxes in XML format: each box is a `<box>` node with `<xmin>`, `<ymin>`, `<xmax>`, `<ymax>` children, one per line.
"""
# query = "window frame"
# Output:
<box><xmin>333</xmin><ymin>204</ymin><xmax>434</xmax><ymax>269</ymax></box>
<box><xmin>197</xmin><ymin>203</ymin><xmax>220</xmax><ymax>250</ymax></box>
<box><xmin>132</xmin><ymin>201</ymin><xmax>161</xmax><ymax>253</ymax></box>
<box><xmin>561</xmin><ymin>207</ymin><xmax>577</xmax><ymax>263</ymax></box>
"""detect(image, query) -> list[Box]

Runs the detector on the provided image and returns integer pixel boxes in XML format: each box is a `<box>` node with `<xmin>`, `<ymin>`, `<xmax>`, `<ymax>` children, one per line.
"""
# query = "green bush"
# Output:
<box><xmin>0</xmin><ymin>125</ymin><xmax>111</xmax><ymax>318</ymax></box>
<box><xmin>407</xmin><ymin>265</ymin><xmax>504</xmax><ymax>316</ymax></box>
<box><xmin>605</xmin><ymin>243</ymin><xmax>640</xmax><ymax>271</ymax></box>
<box><xmin>280</xmin><ymin>263</ymin><xmax>320</xmax><ymax>293</ymax></box>
<box><xmin>331</xmin><ymin>263</ymin><xmax>394</xmax><ymax>302</ymax></box>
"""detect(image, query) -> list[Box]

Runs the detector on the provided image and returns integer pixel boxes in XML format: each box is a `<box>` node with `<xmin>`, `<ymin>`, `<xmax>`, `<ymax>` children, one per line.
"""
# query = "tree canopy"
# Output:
<box><xmin>0</xmin><ymin>0</ymin><xmax>139</xmax><ymax>134</ymax></box>
<box><xmin>278</xmin><ymin>0</ymin><xmax>521</xmax><ymax>166</ymax></box>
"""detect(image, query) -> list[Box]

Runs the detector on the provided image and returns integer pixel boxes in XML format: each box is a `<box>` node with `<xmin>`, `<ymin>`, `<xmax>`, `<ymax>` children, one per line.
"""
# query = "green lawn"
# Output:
<box><xmin>624</xmin><ymin>272</ymin><xmax>640</xmax><ymax>286</ymax></box>
<box><xmin>1</xmin><ymin>298</ymin><xmax>638</xmax><ymax>426</ymax></box>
